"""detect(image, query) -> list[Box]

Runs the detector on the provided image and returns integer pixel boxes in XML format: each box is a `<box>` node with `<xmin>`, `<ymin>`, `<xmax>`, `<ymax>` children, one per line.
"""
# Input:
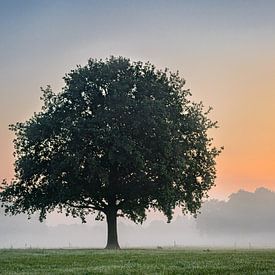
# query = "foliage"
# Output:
<box><xmin>1</xmin><ymin>56</ymin><xmax>221</xmax><ymax>226</ymax></box>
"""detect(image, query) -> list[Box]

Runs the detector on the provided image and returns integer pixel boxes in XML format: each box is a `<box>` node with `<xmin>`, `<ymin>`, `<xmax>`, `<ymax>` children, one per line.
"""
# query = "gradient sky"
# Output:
<box><xmin>1</xmin><ymin>0</ymin><xmax>275</xmax><ymax>200</ymax></box>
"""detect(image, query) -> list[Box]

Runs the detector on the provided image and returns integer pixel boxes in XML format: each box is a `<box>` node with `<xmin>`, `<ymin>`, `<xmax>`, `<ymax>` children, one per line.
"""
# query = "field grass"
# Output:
<box><xmin>0</xmin><ymin>248</ymin><xmax>275</xmax><ymax>274</ymax></box>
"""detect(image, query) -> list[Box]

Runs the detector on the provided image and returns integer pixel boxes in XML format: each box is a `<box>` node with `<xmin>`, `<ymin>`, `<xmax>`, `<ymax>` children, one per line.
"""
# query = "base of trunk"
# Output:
<box><xmin>105</xmin><ymin>209</ymin><xmax>120</xmax><ymax>249</ymax></box>
<box><xmin>105</xmin><ymin>243</ymin><xmax>120</xmax><ymax>250</ymax></box>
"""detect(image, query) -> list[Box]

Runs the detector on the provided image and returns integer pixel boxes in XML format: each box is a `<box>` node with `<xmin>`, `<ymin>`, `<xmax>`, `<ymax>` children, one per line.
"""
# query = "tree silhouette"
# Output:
<box><xmin>1</xmin><ymin>57</ymin><xmax>221</xmax><ymax>249</ymax></box>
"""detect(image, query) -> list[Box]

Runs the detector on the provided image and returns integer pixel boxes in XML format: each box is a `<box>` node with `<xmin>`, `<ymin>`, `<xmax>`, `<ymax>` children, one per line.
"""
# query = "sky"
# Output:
<box><xmin>1</xmin><ymin>0</ymin><xmax>275</xmax><ymax>203</ymax></box>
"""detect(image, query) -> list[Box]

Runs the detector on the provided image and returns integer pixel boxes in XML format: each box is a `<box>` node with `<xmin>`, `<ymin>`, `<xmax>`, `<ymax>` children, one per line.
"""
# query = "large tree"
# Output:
<box><xmin>1</xmin><ymin>57</ymin><xmax>221</xmax><ymax>249</ymax></box>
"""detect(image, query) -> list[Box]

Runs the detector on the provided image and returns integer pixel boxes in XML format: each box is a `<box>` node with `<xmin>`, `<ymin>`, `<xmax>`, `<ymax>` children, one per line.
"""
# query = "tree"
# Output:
<box><xmin>1</xmin><ymin>56</ymin><xmax>221</xmax><ymax>249</ymax></box>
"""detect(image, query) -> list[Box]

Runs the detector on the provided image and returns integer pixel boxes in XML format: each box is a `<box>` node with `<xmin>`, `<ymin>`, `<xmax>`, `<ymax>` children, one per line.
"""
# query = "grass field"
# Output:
<box><xmin>0</xmin><ymin>248</ymin><xmax>275</xmax><ymax>274</ymax></box>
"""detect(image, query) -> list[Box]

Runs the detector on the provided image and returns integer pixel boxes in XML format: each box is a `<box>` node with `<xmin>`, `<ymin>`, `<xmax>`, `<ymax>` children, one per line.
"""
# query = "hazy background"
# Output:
<box><xmin>1</xmin><ymin>188</ymin><xmax>275</xmax><ymax>248</ymax></box>
<box><xmin>1</xmin><ymin>0</ymin><xmax>275</xmax><ymax>245</ymax></box>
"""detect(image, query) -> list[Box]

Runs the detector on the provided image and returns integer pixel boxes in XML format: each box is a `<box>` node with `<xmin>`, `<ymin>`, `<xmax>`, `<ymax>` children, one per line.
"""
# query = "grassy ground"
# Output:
<box><xmin>0</xmin><ymin>248</ymin><xmax>275</xmax><ymax>274</ymax></box>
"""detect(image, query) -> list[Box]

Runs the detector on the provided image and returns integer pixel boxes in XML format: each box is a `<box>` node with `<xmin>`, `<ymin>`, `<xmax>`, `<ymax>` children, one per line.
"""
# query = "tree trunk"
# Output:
<box><xmin>105</xmin><ymin>209</ymin><xmax>120</xmax><ymax>249</ymax></box>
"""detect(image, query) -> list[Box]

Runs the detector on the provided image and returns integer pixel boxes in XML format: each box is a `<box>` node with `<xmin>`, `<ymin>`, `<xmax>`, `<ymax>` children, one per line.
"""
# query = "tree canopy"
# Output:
<box><xmin>1</xmin><ymin>56</ymin><xmax>221</xmax><ymax>248</ymax></box>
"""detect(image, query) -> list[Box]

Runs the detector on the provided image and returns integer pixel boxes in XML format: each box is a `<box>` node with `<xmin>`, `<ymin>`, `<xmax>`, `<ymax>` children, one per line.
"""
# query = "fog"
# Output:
<box><xmin>1</xmin><ymin>188</ymin><xmax>275</xmax><ymax>248</ymax></box>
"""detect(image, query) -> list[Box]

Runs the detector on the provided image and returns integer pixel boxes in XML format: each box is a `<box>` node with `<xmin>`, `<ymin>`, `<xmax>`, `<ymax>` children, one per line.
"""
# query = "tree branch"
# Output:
<box><xmin>67</xmin><ymin>202</ymin><xmax>104</xmax><ymax>212</ymax></box>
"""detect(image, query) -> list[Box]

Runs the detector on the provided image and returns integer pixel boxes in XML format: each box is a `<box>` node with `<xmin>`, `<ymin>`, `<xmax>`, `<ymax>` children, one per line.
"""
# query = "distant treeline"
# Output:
<box><xmin>1</xmin><ymin>188</ymin><xmax>275</xmax><ymax>248</ymax></box>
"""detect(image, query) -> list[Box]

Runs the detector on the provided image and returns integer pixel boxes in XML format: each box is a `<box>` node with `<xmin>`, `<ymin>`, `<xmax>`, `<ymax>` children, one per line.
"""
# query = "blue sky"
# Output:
<box><xmin>1</xmin><ymin>0</ymin><xmax>275</xmax><ymax>200</ymax></box>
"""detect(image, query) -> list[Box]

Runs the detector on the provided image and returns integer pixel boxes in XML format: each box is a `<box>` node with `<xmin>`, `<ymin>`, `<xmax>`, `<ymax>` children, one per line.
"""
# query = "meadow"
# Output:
<box><xmin>0</xmin><ymin>248</ymin><xmax>275</xmax><ymax>274</ymax></box>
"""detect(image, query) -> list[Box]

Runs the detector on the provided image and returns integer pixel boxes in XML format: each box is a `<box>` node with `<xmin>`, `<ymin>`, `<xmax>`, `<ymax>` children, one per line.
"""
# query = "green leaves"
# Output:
<box><xmin>1</xmin><ymin>56</ymin><xmax>222</xmax><ymax>225</ymax></box>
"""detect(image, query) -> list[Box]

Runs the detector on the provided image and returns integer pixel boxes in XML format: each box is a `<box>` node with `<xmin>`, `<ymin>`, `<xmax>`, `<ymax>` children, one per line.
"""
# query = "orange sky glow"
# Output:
<box><xmin>1</xmin><ymin>1</ymin><xmax>275</xmax><ymax>202</ymax></box>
